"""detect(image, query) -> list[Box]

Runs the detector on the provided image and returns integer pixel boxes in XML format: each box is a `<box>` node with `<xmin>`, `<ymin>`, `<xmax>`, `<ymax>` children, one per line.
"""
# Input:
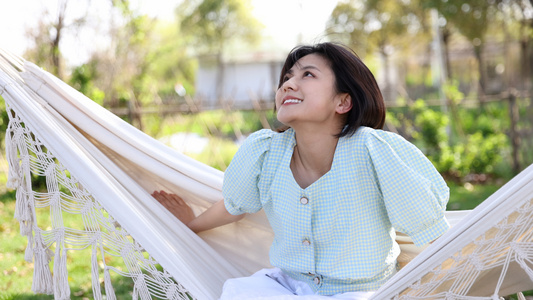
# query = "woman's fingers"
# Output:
<box><xmin>151</xmin><ymin>190</ymin><xmax>195</xmax><ymax>225</ymax></box>
<box><xmin>153</xmin><ymin>190</ymin><xmax>179</xmax><ymax>205</ymax></box>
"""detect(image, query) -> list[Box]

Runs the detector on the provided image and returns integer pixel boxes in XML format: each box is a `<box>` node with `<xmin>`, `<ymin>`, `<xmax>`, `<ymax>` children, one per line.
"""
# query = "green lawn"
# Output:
<box><xmin>447</xmin><ymin>182</ymin><xmax>502</xmax><ymax>210</ymax></box>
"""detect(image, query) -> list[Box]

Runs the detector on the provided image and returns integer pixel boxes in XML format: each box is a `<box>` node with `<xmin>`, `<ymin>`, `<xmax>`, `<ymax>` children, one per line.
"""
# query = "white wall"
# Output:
<box><xmin>195</xmin><ymin>60</ymin><xmax>283</xmax><ymax>108</ymax></box>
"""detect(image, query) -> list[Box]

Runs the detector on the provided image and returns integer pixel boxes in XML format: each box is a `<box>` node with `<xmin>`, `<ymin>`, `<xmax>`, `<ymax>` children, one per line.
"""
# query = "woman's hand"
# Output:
<box><xmin>153</xmin><ymin>191</ymin><xmax>244</xmax><ymax>233</ymax></box>
<box><xmin>152</xmin><ymin>191</ymin><xmax>195</xmax><ymax>225</ymax></box>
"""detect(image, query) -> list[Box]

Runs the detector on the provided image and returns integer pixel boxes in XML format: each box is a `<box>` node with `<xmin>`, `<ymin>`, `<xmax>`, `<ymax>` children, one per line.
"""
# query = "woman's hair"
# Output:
<box><xmin>277</xmin><ymin>42</ymin><xmax>386</xmax><ymax>137</ymax></box>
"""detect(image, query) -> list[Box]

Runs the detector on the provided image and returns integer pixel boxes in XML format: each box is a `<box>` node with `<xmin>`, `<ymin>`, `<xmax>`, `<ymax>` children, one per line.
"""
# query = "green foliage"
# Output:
<box><xmin>453</xmin><ymin>131</ymin><xmax>507</xmax><ymax>175</ymax></box>
<box><xmin>178</xmin><ymin>0</ymin><xmax>263</xmax><ymax>55</ymax></box>
<box><xmin>327</xmin><ymin>0</ymin><xmax>431</xmax><ymax>57</ymax></box>
<box><xmin>411</xmin><ymin>99</ymin><xmax>449</xmax><ymax>155</ymax></box>
<box><xmin>69</xmin><ymin>63</ymin><xmax>105</xmax><ymax>105</ymax></box>
<box><xmin>149</xmin><ymin>22</ymin><xmax>198</xmax><ymax>98</ymax></box>
<box><xmin>394</xmin><ymin>99</ymin><xmax>510</xmax><ymax>180</ymax></box>
<box><xmin>423</xmin><ymin>0</ymin><xmax>492</xmax><ymax>44</ymax></box>
<box><xmin>443</xmin><ymin>80</ymin><xmax>464</xmax><ymax>106</ymax></box>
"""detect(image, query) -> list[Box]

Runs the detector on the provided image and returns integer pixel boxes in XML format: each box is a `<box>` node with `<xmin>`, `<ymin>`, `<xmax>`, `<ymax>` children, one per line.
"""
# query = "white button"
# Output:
<box><xmin>300</xmin><ymin>197</ymin><xmax>309</xmax><ymax>205</ymax></box>
<box><xmin>313</xmin><ymin>276</ymin><xmax>321</xmax><ymax>285</ymax></box>
<box><xmin>302</xmin><ymin>239</ymin><xmax>311</xmax><ymax>246</ymax></box>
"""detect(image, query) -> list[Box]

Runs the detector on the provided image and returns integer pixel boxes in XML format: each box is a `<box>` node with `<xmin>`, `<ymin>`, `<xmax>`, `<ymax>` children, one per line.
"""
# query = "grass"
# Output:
<box><xmin>447</xmin><ymin>182</ymin><xmax>502</xmax><ymax>210</ymax></box>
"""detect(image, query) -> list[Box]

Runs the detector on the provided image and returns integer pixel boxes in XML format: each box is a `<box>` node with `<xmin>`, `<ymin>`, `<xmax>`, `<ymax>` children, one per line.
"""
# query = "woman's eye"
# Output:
<box><xmin>283</xmin><ymin>75</ymin><xmax>290</xmax><ymax>82</ymax></box>
<box><xmin>304</xmin><ymin>71</ymin><xmax>314</xmax><ymax>77</ymax></box>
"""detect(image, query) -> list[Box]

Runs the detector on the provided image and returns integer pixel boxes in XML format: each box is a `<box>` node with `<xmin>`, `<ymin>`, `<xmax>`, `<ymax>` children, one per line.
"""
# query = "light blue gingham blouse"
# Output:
<box><xmin>223</xmin><ymin>127</ymin><xmax>450</xmax><ymax>294</ymax></box>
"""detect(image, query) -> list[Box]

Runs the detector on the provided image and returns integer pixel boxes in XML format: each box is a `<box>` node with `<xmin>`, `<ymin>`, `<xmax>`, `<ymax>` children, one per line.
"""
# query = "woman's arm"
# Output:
<box><xmin>152</xmin><ymin>191</ymin><xmax>245</xmax><ymax>233</ymax></box>
<box><xmin>188</xmin><ymin>198</ymin><xmax>245</xmax><ymax>233</ymax></box>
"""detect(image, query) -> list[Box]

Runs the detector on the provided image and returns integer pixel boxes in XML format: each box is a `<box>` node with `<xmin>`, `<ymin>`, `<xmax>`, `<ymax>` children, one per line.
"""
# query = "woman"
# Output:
<box><xmin>153</xmin><ymin>42</ymin><xmax>449</xmax><ymax>299</ymax></box>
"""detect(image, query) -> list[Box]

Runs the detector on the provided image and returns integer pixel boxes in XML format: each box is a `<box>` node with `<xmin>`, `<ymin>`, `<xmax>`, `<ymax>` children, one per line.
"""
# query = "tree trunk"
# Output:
<box><xmin>51</xmin><ymin>1</ymin><xmax>67</xmax><ymax>79</ymax></box>
<box><xmin>215</xmin><ymin>52</ymin><xmax>225</xmax><ymax>106</ymax></box>
<box><xmin>442</xmin><ymin>27</ymin><xmax>452</xmax><ymax>80</ymax></box>
<box><xmin>509</xmin><ymin>91</ymin><xmax>521</xmax><ymax>174</ymax></box>
<box><xmin>473</xmin><ymin>44</ymin><xmax>486</xmax><ymax>107</ymax></box>
<box><xmin>380</xmin><ymin>48</ymin><xmax>392</xmax><ymax>103</ymax></box>
<box><xmin>519</xmin><ymin>15</ymin><xmax>533</xmax><ymax>134</ymax></box>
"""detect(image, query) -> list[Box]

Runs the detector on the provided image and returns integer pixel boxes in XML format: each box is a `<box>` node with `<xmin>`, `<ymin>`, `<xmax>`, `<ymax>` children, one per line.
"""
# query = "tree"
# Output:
<box><xmin>71</xmin><ymin>0</ymin><xmax>199</xmax><ymax>133</ymax></box>
<box><xmin>498</xmin><ymin>0</ymin><xmax>533</xmax><ymax>90</ymax></box>
<box><xmin>425</xmin><ymin>0</ymin><xmax>497</xmax><ymax>104</ymax></box>
<box><xmin>327</xmin><ymin>0</ymin><xmax>432</xmax><ymax>102</ymax></box>
<box><xmin>176</xmin><ymin>0</ymin><xmax>263</xmax><ymax>101</ymax></box>
<box><xmin>149</xmin><ymin>22</ymin><xmax>198</xmax><ymax>100</ymax></box>
<box><xmin>24</xmin><ymin>0</ymin><xmax>91</xmax><ymax>79</ymax></box>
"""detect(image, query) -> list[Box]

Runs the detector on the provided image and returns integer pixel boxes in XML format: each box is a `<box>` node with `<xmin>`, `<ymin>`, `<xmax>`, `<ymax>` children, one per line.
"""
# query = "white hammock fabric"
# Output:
<box><xmin>1</xmin><ymin>52</ymin><xmax>532</xmax><ymax>299</ymax></box>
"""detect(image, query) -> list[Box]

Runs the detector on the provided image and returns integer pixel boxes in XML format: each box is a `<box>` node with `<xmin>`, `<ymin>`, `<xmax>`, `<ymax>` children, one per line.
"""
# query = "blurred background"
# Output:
<box><xmin>0</xmin><ymin>0</ymin><xmax>532</xmax><ymax>298</ymax></box>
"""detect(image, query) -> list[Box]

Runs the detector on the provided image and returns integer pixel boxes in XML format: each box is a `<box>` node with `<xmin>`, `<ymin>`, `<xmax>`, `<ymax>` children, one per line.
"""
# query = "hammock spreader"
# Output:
<box><xmin>1</xmin><ymin>51</ymin><xmax>532</xmax><ymax>300</ymax></box>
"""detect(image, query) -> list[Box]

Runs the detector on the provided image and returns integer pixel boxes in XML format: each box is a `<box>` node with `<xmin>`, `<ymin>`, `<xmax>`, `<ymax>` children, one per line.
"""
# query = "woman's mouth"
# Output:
<box><xmin>283</xmin><ymin>98</ymin><xmax>302</xmax><ymax>104</ymax></box>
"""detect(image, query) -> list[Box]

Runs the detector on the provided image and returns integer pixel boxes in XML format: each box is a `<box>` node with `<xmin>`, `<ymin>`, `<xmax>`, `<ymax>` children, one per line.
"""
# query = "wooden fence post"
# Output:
<box><xmin>508</xmin><ymin>89</ymin><xmax>520</xmax><ymax>174</ymax></box>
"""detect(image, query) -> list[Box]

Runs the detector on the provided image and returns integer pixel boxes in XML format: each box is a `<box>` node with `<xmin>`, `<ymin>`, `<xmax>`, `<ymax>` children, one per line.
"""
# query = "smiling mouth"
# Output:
<box><xmin>283</xmin><ymin>99</ymin><xmax>302</xmax><ymax>104</ymax></box>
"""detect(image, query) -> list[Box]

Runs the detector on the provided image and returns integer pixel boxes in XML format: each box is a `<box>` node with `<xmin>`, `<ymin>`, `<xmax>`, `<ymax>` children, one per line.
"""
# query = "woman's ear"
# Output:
<box><xmin>336</xmin><ymin>94</ymin><xmax>352</xmax><ymax>114</ymax></box>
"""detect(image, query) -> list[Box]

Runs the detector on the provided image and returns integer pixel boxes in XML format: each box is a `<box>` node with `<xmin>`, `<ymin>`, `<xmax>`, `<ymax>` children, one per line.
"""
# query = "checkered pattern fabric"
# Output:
<box><xmin>223</xmin><ymin>127</ymin><xmax>449</xmax><ymax>295</ymax></box>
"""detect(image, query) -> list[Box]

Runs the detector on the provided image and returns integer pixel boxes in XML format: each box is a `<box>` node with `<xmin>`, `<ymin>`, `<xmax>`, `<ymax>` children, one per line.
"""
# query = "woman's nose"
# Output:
<box><xmin>282</xmin><ymin>77</ymin><xmax>297</xmax><ymax>91</ymax></box>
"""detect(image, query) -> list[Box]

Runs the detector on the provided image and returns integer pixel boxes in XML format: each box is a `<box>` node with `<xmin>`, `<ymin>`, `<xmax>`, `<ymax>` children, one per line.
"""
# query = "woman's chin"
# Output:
<box><xmin>275</xmin><ymin>113</ymin><xmax>290</xmax><ymax>126</ymax></box>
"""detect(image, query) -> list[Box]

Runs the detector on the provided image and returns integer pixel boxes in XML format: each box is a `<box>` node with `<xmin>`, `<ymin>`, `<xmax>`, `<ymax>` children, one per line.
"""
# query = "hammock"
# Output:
<box><xmin>1</xmin><ymin>51</ymin><xmax>532</xmax><ymax>300</ymax></box>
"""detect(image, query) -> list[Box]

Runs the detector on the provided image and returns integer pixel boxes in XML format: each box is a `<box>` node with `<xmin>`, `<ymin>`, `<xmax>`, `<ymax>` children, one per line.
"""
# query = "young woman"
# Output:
<box><xmin>153</xmin><ymin>42</ymin><xmax>449</xmax><ymax>299</ymax></box>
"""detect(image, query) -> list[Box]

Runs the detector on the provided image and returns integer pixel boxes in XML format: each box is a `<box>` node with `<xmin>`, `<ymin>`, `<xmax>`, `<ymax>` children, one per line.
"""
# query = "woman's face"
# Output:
<box><xmin>275</xmin><ymin>54</ymin><xmax>349</xmax><ymax>130</ymax></box>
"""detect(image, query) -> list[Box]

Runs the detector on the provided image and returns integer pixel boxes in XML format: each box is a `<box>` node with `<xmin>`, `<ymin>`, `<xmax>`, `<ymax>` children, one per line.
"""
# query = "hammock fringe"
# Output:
<box><xmin>104</xmin><ymin>268</ymin><xmax>117</xmax><ymax>300</ymax></box>
<box><xmin>91</xmin><ymin>244</ymin><xmax>103</xmax><ymax>300</ymax></box>
<box><xmin>31</xmin><ymin>234</ymin><xmax>54</xmax><ymax>294</ymax></box>
<box><xmin>53</xmin><ymin>246</ymin><xmax>70</xmax><ymax>300</ymax></box>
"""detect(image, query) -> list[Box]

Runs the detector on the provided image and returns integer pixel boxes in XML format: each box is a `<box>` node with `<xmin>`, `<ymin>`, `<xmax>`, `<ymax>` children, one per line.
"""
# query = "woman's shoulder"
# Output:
<box><xmin>352</xmin><ymin>126</ymin><xmax>412</xmax><ymax>149</ymax></box>
<box><xmin>236</xmin><ymin>128</ymin><xmax>293</xmax><ymax>159</ymax></box>
<box><xmin>356</xmin><ymin>127</ymin><xmax>441</xmax><ymax>177</ymax></box>
<box><xmin>243</xmin><ymin>128</ymin><xmax>293</xmax><ymax>147</ymax></box>
<box><xmin>245</xmin><ymin>128</ymin><xmax>276</xmax><ymax>143</ymax></box>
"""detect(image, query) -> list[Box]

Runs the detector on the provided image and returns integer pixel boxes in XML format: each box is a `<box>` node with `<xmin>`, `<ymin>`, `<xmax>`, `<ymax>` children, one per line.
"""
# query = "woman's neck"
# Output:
<box><xmin>290</xmin><ymin>130</ymin><xmax>339</xmax><ymax>189</ymax></box>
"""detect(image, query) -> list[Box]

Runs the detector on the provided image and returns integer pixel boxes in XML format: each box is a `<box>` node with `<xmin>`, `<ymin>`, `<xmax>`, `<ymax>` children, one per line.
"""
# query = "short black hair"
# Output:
<box><xmin>277</xmin><ymin>42</ymin><xmax>385</xmax><ymax>137</ymax></box>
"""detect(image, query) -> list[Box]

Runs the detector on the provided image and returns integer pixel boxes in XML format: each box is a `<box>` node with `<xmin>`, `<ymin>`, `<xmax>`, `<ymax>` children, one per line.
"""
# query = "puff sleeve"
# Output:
<box><xmin>366</xmin><ymin>130</ymin><xmax>450</xmax><ymax>247</ymax></box>
<box><xmin>223</xmin><ymin>129</ymin><xmax>274</xmax><ymax>215</ymax></box>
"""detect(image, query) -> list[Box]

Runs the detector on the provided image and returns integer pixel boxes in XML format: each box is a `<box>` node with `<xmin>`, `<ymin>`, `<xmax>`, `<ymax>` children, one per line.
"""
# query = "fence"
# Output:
<box><xmin>108</xmin><ymin>89</ymin><xmax>533</xmax><ymax>174</ymax></box>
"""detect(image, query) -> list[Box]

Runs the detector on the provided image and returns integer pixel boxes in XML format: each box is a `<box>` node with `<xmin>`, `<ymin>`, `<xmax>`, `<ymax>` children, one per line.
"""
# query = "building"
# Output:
<box><xmin>194</xmin><ymin>52</ymin><xmax>285</xmax><ymax>109</ymax></box>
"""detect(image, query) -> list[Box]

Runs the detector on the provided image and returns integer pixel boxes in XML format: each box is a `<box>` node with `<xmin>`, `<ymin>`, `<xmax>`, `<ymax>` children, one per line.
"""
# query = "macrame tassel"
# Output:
<box><xmin>5</xmin><ymin>123</ymin><xmax>21</xmax><ymax>190</ymax></box>
<box><xmin>90</xmin><ymin>245</ymin><xmax>102</xmax><ymax>300</ymax></box>
<box><xmin>31</xmin><ymin>239</ymin><xmax>53</xmax><ymax>295</ymax></box>
<box><xmin>24</xmin><ymin>233</ymin><xmax>34</xmax><ymax>262</ymax></box>
<box><xmin>104</xmin><ymin>268</ymin><xmax>117</xmax><ymax>300</ymax></box>
<box><xmin>132</xmin><ymin>287</ymin><xmax>139</xmax><ymax>300</ymax></box>
<box><xmin>19</xmin><ymin>219</ymin><xmax>33</xmax><ymax>236</ymax></box>
<box><xmin>53</xmin><ymin>247</ymin><xmax>70</xmax><ymax>300</ymax></box>
<box><xmin>15</xmin><ymin>190</ymin><xmax>32</xmax><ymax>228</ymax></box>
